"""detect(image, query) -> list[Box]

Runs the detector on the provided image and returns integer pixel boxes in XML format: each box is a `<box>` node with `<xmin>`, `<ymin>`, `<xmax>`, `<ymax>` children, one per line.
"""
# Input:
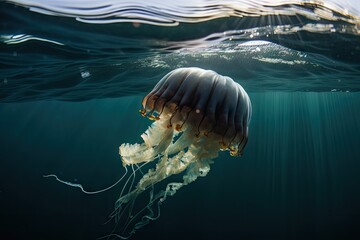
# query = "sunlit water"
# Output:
<box><xmin>0</xmin><ymin>0</ymin><xmax>360</xmax><ymax>240</ymax></box>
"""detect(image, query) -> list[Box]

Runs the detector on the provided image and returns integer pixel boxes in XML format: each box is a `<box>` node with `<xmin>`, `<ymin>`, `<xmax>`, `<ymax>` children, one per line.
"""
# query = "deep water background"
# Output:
<box><xmin>1</xmin><ymin>0</ymin><xmax>360</xmax><ymax>239</ymax></box>
<box><xmin>0</xmin><ymin>93</ymin><xmax>359</xmax><ymax>240</ymax></box>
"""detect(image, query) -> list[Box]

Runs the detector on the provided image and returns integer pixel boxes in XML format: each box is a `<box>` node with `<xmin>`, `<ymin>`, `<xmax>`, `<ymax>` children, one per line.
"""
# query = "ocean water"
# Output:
<box><xmin>1</xmin><ymin>0</ymin><xmax>360</xmax><ymax>240</ymax></box>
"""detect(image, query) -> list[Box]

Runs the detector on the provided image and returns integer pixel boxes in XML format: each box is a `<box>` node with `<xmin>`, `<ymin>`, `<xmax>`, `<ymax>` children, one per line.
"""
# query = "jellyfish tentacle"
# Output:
<box><xmin>115</xmin><ymin>133</ymin><xmax>217</xmax><ymax>238</ymax></box>
<box><xmin>120</xmin><ymin>118</ymin><xmax>174</xmax><ymax>166</ymax></box>
<box><xmin>43</xmin><ymin>167</ymin><xmax>129</xmax><ymax>195</ymax></box>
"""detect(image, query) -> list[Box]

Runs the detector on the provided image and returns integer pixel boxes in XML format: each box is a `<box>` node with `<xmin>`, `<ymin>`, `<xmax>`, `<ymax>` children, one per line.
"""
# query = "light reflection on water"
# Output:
<box><xmin>1</xmin><ymin>0</ymin><xmax>360</xmax><ymax>100</ymax></box>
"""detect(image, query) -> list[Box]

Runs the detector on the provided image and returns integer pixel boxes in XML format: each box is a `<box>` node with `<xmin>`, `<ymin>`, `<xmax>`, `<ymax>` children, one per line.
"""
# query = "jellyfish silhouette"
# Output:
<box><xmin>113</xmin><ymin>67</ymin><xmax>252</xmax><ymax>238</ymax></box>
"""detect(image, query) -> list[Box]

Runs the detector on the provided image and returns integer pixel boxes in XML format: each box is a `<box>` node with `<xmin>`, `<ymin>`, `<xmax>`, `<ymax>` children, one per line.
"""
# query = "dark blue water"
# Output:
<box><xmin>1</xmin><ymin>1</ymin><xmax>360</xmax><ymax>240</ymax></box>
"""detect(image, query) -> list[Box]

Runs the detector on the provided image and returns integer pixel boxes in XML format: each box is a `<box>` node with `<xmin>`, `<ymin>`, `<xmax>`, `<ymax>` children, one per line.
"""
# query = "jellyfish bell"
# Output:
<box><xmin>116</xmin><ymin>67</ymin><xmax>251</xmax><ymax>238</ymax></box>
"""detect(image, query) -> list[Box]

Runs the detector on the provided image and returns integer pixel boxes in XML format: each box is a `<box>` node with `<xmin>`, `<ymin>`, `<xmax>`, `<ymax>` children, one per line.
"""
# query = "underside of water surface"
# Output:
<box><xmin>1</xmin><ymin>0</ymin><xmax>360</xmax><ymax>102</ymax></box>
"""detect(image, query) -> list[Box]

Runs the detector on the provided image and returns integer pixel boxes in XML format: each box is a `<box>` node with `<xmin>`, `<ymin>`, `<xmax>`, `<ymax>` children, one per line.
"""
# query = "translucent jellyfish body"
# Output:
<box><xmin>115</xmin><ymin>67</ymin><xmax>252</xmax><ymax>238</ymax></box>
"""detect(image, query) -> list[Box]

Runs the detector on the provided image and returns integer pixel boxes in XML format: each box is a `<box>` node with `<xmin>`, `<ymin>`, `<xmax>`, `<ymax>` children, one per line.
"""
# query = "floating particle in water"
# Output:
<box><xmin>80</xmin><ymin>71</ymin><xmax>90</xmax><ymax>79</ymax></box>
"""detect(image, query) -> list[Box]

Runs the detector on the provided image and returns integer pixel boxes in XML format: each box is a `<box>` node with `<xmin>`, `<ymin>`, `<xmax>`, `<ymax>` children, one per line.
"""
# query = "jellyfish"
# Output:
<box><xmin>112</xmin><ymin>67</ymin><xmax>252</xmax><ymax>238</ymax></box>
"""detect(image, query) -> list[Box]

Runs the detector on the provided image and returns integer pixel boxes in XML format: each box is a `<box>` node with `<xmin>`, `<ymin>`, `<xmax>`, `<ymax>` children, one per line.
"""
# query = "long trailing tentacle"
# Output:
<box><xmin>43</xmin><ymin>167</ymin><xmax>129</xmax><ymax>195</ymax></box>
<box><xmin>113</xmin><ymin>127</ymin><xmax>217</xmax><ymax>238</ymax></box>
